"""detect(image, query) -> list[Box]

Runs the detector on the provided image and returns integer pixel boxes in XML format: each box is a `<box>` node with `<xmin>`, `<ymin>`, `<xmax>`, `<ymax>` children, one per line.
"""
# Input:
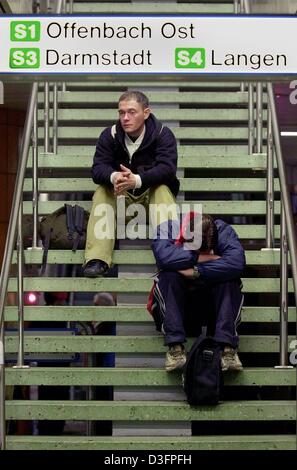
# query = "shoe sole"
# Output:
<box><xmin>83</xmin><ymin>272</ymin><xmax>105</xmax><ymax>278</ymax></box>
<box><xmin>222</xmin><ymin>365</ymin><xmax>243</xmax><ymax>372</ymax></box>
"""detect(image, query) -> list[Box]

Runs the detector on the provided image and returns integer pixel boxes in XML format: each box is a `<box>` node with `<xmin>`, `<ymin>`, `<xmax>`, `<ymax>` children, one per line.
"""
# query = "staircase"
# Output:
<box><xmin>3</xmin><ymin>0</ymin><xmax>296</xmax><ymax>451</ymax></box>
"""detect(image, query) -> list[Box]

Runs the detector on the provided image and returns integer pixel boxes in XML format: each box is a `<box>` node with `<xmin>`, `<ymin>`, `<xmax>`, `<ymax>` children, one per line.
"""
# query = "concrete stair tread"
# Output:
<box><xmin>6</xmin><ymin>434</ymin><xmax>295</xmax><ymax>450</ymax></box>
<box><xmin>52</xmin><ymin>91</ymin><xmax>251</xmax><ymax>104</ymax></box>
<box><xmin>27</xmin><ymin>152</ymin><xmax>272</xmax><ymax>170</ymax></box>
<box><xmin>23</xmin><ymin>177</ymin><xmax>280</xmax><ymax>193</ymax></box>
<box><xmin>29</xmin><ymin>145</ymin><xmax>253</xmax><ymax>157</ymax></box>
<box><xmin>4</xmin><ymin>305</ymin><xmax>296</xmax><ymax>323</ymax></box>
<box><xmin>6</xmin><ymin>367</ymin><xmax>296</xmax><ymax>386</ymax></box>
<box><xmin>12</xmin><ymin>249</ymin><xmax>285</xmax><ymax>265</ymax></box>
<box><xmin>22</xmin><ymin>200</ymin><xmax>281</xmax><ymax>216</ymax></box>
<box><xmin>5</xmin><ymin>334</ymin><xmax>296</xmax><ymax>353</ymax></box>
<box><xmin>38</xmin><ymin>108</ymin><xmax>260</xmax><ymax>122</ymax></box>
<box><xmin>38</xmin><ymin>126</ymin><xmax>251</xmax><ymax>140</ymax></box>
<box><xmin>7</xmin><ymin>277</ymin><xmax>293</xmax><ymax>293</ymax></box>
<box><xmin>6</xmin><ymin>400</ymin><xmax>296</xmax><ymax>421</ymax></box>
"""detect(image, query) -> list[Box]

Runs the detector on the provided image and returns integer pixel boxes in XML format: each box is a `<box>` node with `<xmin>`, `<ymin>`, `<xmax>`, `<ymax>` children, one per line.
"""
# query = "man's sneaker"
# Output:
<box><xmin>221</xmin><ymin>346</ymin><xmax>243</xmax><ymax>372</ymax></box>
<box><xmin>82</xmin><ymin>259</ymin><xmax>109</xmax><ymax>278</ymax></box>
<box><xmin>165</xmin><ymin>344</ymin><xmax>186</xmax><ymax>372</ymax></box>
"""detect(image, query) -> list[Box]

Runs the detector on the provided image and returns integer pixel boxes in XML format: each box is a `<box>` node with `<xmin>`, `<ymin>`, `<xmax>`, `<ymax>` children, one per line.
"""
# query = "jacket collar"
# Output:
<box><xmin>115</xmin><ymin>113</ymin><xmax>162</xmax><ymax>150</ymax></box>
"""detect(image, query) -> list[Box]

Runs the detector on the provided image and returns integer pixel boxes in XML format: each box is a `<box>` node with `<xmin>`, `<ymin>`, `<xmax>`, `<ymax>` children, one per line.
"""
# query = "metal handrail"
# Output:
<box><xmin>242</xmin><ymin>1</ymin><xmax>297</xmax><ymax>450</ymax></box>
<box><xmin>31</xmin><ymin>100</ymin><xmax>40</xmax><ymax>248</ymax></box>
<box><xmin>267</xmin><ymin>83</ymin><xmax>297</xmax><ymax>351</ymax></box>
<box><xmin>256</xmin><ymin>83</ymin><xmax>263</xmax><ymax>154</ymax></box>
<box><xmin>0</xmin><ymin>0</ymin><xmax>64</xmax><ymax>452</ymax></box>
<box><xmin>243</xmin><ymin>0</ymin><xmax>297</xmax><ymax>353</ymax></box>
<box><xmin>44</xmin><ymin>81</ymin><xmax>50</xmax><ymax>153</ymax></box>
<box><xmin>266</xmin><ymin>103</ymin><xmax>275</xmax><ymax>249</ymax></box>
<box><xmin>279</xmin><ymin>199</ymin><xmax>289</xmax><ymax>366</ymax></box>
<box><xmin>247</xmin><ymin>83</ymin><xmax>254</xmax><ymax>154</ymax></box>
<box><xmin>0</xmin><ymin>83</ymin><xmax>38</xmax><ymax>450</ymax></box>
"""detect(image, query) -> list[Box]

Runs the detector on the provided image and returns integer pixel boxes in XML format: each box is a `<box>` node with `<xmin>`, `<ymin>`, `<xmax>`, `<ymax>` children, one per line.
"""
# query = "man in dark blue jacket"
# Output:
<box><xmin>83</xmin><ymin>90</ymin><xmax>179</xmax><ymax>277</ymax></box>
<box><xmin>150</xmin><ymin>213</ymin><xmax>245</xmax><ymax>372</ymax></box>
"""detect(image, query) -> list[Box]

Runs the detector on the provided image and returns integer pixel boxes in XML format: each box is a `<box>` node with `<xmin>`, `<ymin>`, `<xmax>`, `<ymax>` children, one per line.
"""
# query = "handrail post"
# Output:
<box><xmin>44</xmin><ymin>82</ymin><xmax>50</xmax><ymax>153</ymax></box>
<box><xmin>31</xmin><ymin>101</ymin><xmax>40</xmax><ymax>248</ymax></box>
<box><xmin>66</xmin><ymin>0</ymin><xmax>73</xmax><ymax>14</ymax></box>
<box><xmin>248</xmin><ymin>83</ymin><xmax>255</xmax><ymax>154</ymax></box>
<box><xmin>234</xmin><ymin>0</ymin><xmax>240</xmax><ymax>14</ymax></box>
<box><xmin>13</xmin><ymin>205</ymin><xmax>29</xmax><ymax>369</ymax></box>
<box><xmin>243</xmin><ymin>0</ymin><xmax>250</xmax><ymax>14</ymax></box>
<box><xmin>279</xmin><ymin>200</ymin><xmax>289</xmax><ymax>367</ymax></box>
<box><xmin>234</xmin><ymin>1</ymin><xmax>246</xmax><ymax>93</ymax></box>
<box><xmin>53</xmin><ymin>83</ymin><xmax>58</xmax><ymax>154</ymax></box>
<box><xmin>256</xmin><ymin>82</ymin><xmax>263</xmax><ymax>153</ymax></box>
<box><xmin>0</xmin><ymin>321</ymin><xmax>5</xmax><ymax>450</ymax></box>
<box><xmin>265</xmin><ymin>103</ymin><xmax>275</xmax><ymax>248</ymax></box>
<box><xmin>57</xmin><ymin>0</ymin><xmax>64</xmax><ymax>12</ymax></box>
<box><xmin>275</xmin><ymin>199</ymin><xmax>293</xmax><ymax>369</ymax></box>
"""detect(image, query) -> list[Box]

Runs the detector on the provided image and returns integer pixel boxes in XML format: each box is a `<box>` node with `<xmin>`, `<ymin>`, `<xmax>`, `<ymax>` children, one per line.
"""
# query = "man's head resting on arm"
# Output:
<box><xmin>175</xmin><ymin>212</ymin><xmax>218</xmax><ymax>254</ymax></box>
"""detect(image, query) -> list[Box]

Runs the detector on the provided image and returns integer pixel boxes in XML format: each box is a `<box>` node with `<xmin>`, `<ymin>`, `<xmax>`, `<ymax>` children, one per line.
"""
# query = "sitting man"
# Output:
<box><xmin>149</xmin><ymin>213</ymin><xmax>245</xmax><ymax>372</ymax></box>
<box><xmin>83</xmin><ymin>90</ymin><xmax>179</xmax><ymax>277</ymax></box>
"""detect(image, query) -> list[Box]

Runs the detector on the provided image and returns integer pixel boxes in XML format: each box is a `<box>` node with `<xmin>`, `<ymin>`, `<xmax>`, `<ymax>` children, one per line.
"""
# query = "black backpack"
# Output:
<box><xmin>182</xmin><ymin>328</ymin><xmax>223</xmax><ymax>406</ymax></box>
<box><xmin>39</xmin><ymin>204</ymin><xmax>89</xmax><ymax>273</ymax></box>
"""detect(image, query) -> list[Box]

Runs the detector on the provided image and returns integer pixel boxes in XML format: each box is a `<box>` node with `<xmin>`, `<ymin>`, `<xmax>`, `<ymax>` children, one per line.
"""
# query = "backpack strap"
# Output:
<box><xmin>72</xmin><ymin>205</ymin><xmax>85</xmax><ymax>252</ymax></box>
<box><xmin>185</xmin><ymin>327</ymin><xmax>208</xmax><ymax>365</ymax></box>
<box><xmin>41</xmin><ymin>227</ymin><xmax>52</xmax><ymax>275</ymax></box>
<box><xmin>65</xmin><ymin>204</ymin><xmax>75</xmax><ymax>241</ymax></box>
<box><xmin>74</xmin><ymin>205</ymin><xmax>84</xmax><ymax>234</ymax></box>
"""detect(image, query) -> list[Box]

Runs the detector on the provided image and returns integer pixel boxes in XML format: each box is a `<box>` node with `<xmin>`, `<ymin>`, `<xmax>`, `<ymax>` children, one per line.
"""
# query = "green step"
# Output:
<box><xmin>6</xmin><ymin>435</ymin><xmax>296</xmax><ymax>451</ymax></box>
<box><xmin>6</xmin><ymin>400</ymin><xmax>296</xmax><ymax>421</ymax></box>
<box><xmin>6</xmin><ymin>367</ymin><xmax>295</xmax><ymax>387</ymax></box>
<box><xmin>12</xmin><ymin>249</ymin><xmax>285</xmax><ymax>266</ymax></box>
<box><xmin>22</xmin><ymin>200</ymin><xmax>281</xmax><ymax>216</ymax></box>
<box><xmin>39</xmin><ymin>108</ymin><xmax>256</xmax><ymax>122</ymax></box>
<box><xmin>5</xmin><ymin>335</ymin><xmax>295</xmax><ymax>353</ymax></box>
<box><xmin>4</xmin><ymin>306</ymin><xmax>296</xmax><ymax>323</ymax></box>
<box><xmin>39</xmin><ymin>126</ymin><xmax>250</xmax><ymax>140</ymax></box>
<box><xmin>73</xmin><ymin>2</ymin><xmax>234</xmax><ymax>14</ymax></box>
<box><xmin>29</xmin><ymin>145</ymin><xmax>251</xmax><ymax>158</ymax></box>
<box><xmin>54</xmin><ymin>91</ymin><xmax>249</xmax><ymax>104</ymax></box>
<box><xmin>27</xmin><ymin>152</ymin><xmax>270</xmax><ymax>170</ymax></box>
<box><xmin>7</xmin><ymin>277</ymin><xmax>292</xmax><ymax>293</ymax></box>
<box><xmin>23</xmin><ymin>177</ymin><xmax>279</xmax><ymax>193</ymax></box>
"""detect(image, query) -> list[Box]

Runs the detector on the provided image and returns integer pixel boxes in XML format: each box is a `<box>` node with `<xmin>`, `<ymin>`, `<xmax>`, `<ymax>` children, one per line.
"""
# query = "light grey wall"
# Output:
<box><xmin>250</xmin><ymin>0</ymin><xmax>297</xmax><ymax>14</ymax></box>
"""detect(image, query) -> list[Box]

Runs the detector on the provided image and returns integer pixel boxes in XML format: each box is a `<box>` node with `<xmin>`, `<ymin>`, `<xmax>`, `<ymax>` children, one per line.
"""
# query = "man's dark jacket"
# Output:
<box><xmin>92</xmin><ymin>113</ymin><xmax>179</xmax><ymax>197</ymax></box>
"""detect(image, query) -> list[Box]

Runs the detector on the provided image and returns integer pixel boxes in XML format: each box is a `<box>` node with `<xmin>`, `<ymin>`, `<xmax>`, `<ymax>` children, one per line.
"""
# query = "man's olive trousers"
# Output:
<box><xmin>85</xmin><ymin>184</ymin><xmax>177</xmax><ymax>267</ymax></box>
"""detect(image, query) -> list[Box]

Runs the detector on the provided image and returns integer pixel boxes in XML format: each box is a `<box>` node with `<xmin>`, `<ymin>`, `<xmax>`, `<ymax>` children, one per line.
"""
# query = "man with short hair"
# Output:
<box><xmin>150</xmin><ymin>213</ymin><xmax>245</xmax><ymax>373</ymax></box>
<box><xmin>83</xmin><ymin>90</ymin><xmax>179</xmax><ymax>277</ymax></box>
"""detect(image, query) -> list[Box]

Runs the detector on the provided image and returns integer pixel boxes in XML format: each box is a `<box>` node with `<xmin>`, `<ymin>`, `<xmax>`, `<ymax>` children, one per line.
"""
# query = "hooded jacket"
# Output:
<box><xmin>152</xmin><ymin>218</ymin><xmax>246</xmax><ymax>283</ymax></box>
<box><xmin>91</xmin><ymin>113</ymin><xmax>180</xmax><ymax>197</ymax></box>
